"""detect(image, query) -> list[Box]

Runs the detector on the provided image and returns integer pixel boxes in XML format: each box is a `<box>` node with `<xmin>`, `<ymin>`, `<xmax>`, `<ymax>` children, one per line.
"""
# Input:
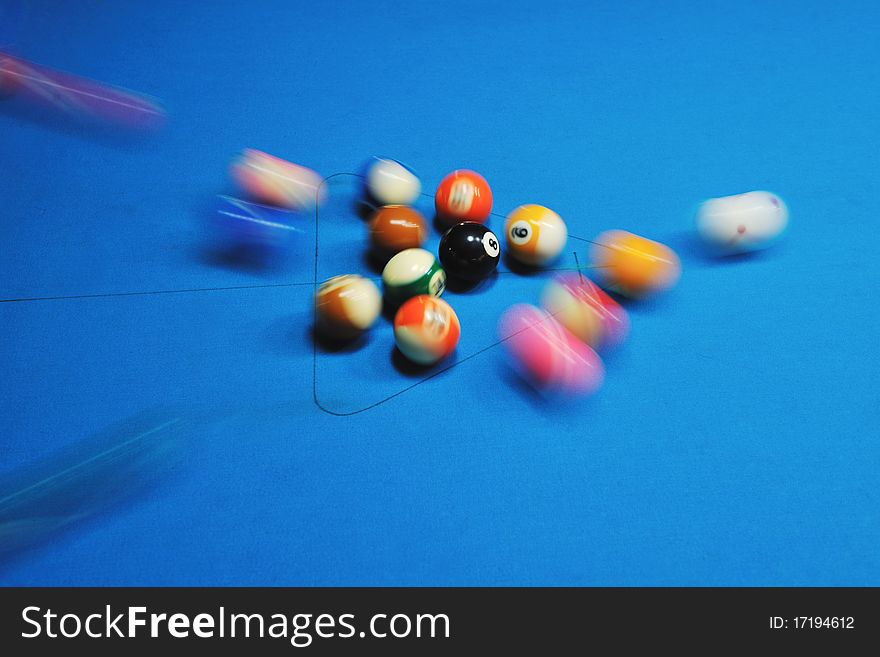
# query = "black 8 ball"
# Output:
<box><xmin>438</xmin><ymin>221</ymin><xmax>501</xmax><ymax>282</ymax></box>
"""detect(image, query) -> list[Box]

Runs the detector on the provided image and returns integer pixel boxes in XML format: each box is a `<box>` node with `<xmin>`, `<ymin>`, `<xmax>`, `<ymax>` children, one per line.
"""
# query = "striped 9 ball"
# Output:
<box><xmin>504</xmin><ymin>204</ymin><xmax>568</xmax><ymax>266</ymax></box>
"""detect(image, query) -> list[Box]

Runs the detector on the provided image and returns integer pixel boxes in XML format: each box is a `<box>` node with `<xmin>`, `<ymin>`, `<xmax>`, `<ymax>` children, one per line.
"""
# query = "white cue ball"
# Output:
<box><xmin>365</xmin><ymin>158</ymin><xmax>421</xmax><ymax>206</ymax></box>
<box><xmin>696</xmin><ymin>191</ymin><xmax>788</xmax><ymax>254</ymax></box>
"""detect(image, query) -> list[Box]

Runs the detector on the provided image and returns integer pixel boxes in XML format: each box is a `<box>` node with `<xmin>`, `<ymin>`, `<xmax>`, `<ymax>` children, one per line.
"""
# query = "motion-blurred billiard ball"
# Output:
<box><xmin>369</xmin><ymin>205</ymin><xmax>428</xmax><ymax>256</ymax></box>
<box><xmin>590</xmin><ymin>230</ymin><xmax>680</xmax><ymax>298</ymax></box>
<box><xmin>504</xmin><ymin>204</ymin><xmax>568</xmax><ymax>266</ymax></box>
<box><xmin>434</xmin><ymin>169</ymin><xmax>492</xmax><ymax>225</ymax></box>
<box><xmin>230</xmin><ymin>149</ymin><xmax>325</xmax><ymax>210</ymax></box>
<box><xmin>382</xmin><ymin>248</ymin><xmax>446</xmax><ymax>308</ymax></box>
<box><xmin>696</xmin><ymin>190</ymin><xmax>788</xmax><ymax>255</ymax></box>
<box><xmin>364</xmin><ymin>157</ymin><xmax>421</xmax><ymax>206</ymax></box>
<box><xmin>540</xmin><ymin>274</ymin><xmax>629</xmax><ymax>349</ymax></box>
<box><xmin>315</xmin><ymin>274</ymin><xmax>382</xmax><ymax>340</ymax></box>
<box><xmin>438</xmin><ymin>222</ymin><xmax>500</xmax><ymax>282</ymax></box>
<box><xmin>497</xmin><ymin>303</ymin><xmax>604</xmax><ymax>395</ymax></box>
<box><xmin>394</xmin><ymin>295</ymin><xmax>461</xmax><ymax>365</ymax></box>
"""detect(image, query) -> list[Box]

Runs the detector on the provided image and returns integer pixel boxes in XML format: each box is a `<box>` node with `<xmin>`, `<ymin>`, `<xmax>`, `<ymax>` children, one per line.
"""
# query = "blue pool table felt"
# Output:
<box><xmin>1</xmin><ymin>0</ymin><xmax>878</xmax><ymax>585</ymax></box>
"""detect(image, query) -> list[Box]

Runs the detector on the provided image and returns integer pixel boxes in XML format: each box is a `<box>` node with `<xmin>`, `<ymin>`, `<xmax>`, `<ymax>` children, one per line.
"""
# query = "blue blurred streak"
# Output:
<box><xmin>0</xmin><ymin>410</ymin><xmax>191</xmax><ymax>565</ymax></box>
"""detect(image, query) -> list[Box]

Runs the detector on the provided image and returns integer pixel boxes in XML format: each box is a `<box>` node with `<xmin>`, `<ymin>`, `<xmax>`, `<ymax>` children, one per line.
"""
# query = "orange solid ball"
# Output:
<box><xmin>434</xmin><ymin>170</ymin><xmax>492</xmax><ymax>225</ymax></box>
<box><xmin>369</xmin><ymin>205</ymin><xmax>428</xmax><ymax>255</ymax></box>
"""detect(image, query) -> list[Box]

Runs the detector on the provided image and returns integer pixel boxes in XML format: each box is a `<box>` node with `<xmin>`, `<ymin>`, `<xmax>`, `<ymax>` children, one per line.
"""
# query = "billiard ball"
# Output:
<box><xmin>394</xmin><ymin>295</ymin><xmax>460</xmax><ymax>365</ymax></box>
<box><xmin>540</xmin><ymin>274</ymin><xmax>629</xmax><ymax>348</ymax></box>
<box><xmin>382</xmin><ymin>247</ymin><xmax>446</xmax><ymax>307</ymax></box>
<box><xmin>434</xmin><ymin>169</ymin><xmax>493</xmax><ymax>225</ymax></box>
<box><xmin>363</xmin><ymin>157</ymin><xmax>421</xmax><ymax>206</ymax></box>
<box><xmin>504</xmin><ymin>204</ymin><xmax>568</xmax><ymax>266</ymax></box>
<box><xmin>230</xmin><ymin>149</ymin><xmax>326</xmax><ymax>210</ymax></box>
<box><xmin>438</xmin><ymin>222</ymin><xmax>501</xmax><ymax>282</ymax></box>
<box><xmin>590</xmin><ymin>230</ymin><xmax>680</xmax><ymax>298</ymax></box>
<box><xmin>369</xmin><ymin>205</ymin><xmax>428</xmax><ymax>256</ymax></box>
<box><xmin>315</xmin><ymin>274</ymin><xmax>382</xmax><ymax>340</ymax></box>
<box><xmin>696</xmin><ymin>190</ymin><xmax>788</xmax><ymax>254</ymax></box>
<box><xmin>497</xmin><ymin>304</ymin><xmax>604</xmax><ymax>395</ymax></box>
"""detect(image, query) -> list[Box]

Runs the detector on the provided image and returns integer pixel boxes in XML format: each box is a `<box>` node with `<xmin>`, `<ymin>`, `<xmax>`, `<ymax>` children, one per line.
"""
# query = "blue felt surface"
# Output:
<box><xmin>1</xmin><ymin>0</ymin><xmax>878</xmax><ymax>585</ymax></box>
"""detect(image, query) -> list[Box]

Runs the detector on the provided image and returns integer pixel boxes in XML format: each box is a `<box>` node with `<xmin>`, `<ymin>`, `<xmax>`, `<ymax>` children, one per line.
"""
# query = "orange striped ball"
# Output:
<box><xmin>393</xmin><ymin>295</ymin><xmax>460</xmax><ymax>365</ymax></box>
<box><xmin>434</xmin><ymin>170</ymin><xmax>493</xmax><ymax>225</ymax></box>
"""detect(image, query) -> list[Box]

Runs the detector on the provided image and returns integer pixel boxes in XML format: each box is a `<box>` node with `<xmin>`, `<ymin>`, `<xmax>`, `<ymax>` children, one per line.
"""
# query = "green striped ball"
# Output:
<box><xmin>382</xmin><ymin>248</ymin><xmax>446</xmax><ymax>307</ymax></box>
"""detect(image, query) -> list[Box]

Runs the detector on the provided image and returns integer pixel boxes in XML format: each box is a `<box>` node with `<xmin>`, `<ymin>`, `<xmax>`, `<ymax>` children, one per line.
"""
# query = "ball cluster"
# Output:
<box><xmin>219</xmin><ymin>151</ymin><xmax>784</xmax><ymax>396</ymax></box>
